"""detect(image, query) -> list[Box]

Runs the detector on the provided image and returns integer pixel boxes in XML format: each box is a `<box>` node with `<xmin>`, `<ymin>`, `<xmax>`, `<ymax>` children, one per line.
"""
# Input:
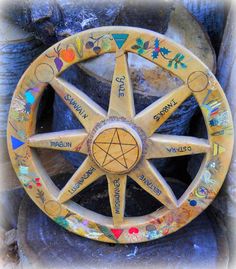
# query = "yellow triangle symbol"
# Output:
<box><xmin>213</xmin><ymin>143</ymin><xmax>225</xmax><ymax>156</ymax></box>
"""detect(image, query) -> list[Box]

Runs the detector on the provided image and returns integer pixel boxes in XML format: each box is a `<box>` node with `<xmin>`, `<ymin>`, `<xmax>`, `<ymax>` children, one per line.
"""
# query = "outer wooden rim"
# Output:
<box><xmin>7</xmin><ymin>26</ymin><xmax>234</xmax><ymax>243</ymax></box>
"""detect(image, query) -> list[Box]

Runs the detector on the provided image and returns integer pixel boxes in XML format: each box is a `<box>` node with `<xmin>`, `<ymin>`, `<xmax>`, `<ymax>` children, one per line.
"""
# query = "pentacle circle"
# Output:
<box><xmin>91</xmin><ymin>127</ymin><xmax>141</xmax><ymax>174</ymax></box>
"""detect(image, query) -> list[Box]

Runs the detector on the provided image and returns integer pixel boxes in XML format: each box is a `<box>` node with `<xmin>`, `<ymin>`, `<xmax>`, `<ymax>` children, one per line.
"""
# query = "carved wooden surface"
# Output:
<box><xmin>7</xmin><ymin>26</ymin><xmax>233</xmax><ymax>243</ymax></box>
<box><xmin>17</xmin><ymin>183</ymin><xmax>228</xmax><ymax>269</ymax></box>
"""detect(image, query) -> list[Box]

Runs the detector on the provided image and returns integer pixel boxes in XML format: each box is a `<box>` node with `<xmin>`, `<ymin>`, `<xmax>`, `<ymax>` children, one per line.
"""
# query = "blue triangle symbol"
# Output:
<box><xmin>11</xmin><ymin>136</ymin><xmax>25</xmax><ymax>150</ymax></box>
<box><xmin>112</xmin><ymin>34</ymin><xmax>129</xmax><ymax>49</ymax></box>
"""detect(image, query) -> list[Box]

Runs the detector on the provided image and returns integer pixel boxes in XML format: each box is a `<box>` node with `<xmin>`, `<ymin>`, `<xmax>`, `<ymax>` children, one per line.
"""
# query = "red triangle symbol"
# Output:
<box><xmin>111</xmin><ymin>229</ymin><xmax>123</xmax><ymax>239</ymax></box>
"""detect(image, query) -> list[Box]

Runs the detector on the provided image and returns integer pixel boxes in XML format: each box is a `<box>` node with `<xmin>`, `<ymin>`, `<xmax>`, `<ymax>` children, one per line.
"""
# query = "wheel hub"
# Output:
<box><xmin>90</xmin><ymin>122</ymin><xmax>142</xmax><ymax>174</ymax></box>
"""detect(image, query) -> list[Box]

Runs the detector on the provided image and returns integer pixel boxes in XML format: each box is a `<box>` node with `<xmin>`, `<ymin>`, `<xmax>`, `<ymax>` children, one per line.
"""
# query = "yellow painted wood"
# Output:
<box><xmin>50</xmin><ymin>77</ymin><xmax>107</xmax><ymax>132</ymax></box>
<box><xmin>134</xmin><ymin>84</ymin><xmax>191</xmax><ymax>137</ymax></box>
<box><xmin>146</xmin><ymin>134</ymin><xmax>210</xmax><ymax>159</ymax></box>
<box><xmin>129</xmin><ymin>160</ymin><xmax>178</xmax><ymax>209</ymax></box>
<box><xmin>57</xmin><ymin>157</ymin><xmax>104</xmax><ymax>203</ymax></box>
<box><xmin>108</xmin><ymin>51</ymin><xmax>135</xmax><ymax>118</ymax></box>
<box><xmin>7</xmin><ymin>26</ymin><xmax>234</xmax><ymax>244</ymax></box>
<box><xmin>28</xmin><ymin>129</ymin><xmax>88</xmax><ymax>153</ymax></box>
<box><xmin>90</xmin><ymin>124</ymin><xmax>142</xmax><ymax>174</ymax></box>
<box><xmin>107</xmin><ymin>174</ymin><xmax>127</xmax><ymax>226</ymax></box>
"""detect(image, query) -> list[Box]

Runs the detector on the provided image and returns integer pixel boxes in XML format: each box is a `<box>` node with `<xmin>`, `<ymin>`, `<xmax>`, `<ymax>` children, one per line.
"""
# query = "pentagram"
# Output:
<box><xmin>91</xmin><ymin>127</ymin><xmax>141</xmax><ymax>174</ymax></box>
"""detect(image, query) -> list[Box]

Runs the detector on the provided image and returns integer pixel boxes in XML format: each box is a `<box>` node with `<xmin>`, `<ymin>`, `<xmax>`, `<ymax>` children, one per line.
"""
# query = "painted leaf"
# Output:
<box><xmin>97</xmin><ymin>225</ymin><xmax>118</xmax><ymax>243</ymax></box>
<box><xmin>174</xmin><ymin>62</ymin><xmax>178</xmax><ymax>69</ymax></box>
<box><xmin>131</xmin><ymin>45</ymin><xmax>140</xmax><ymax>50</ymax></box>
<box><xmin>143</xmin><ymin>41</ymin><xmax>149</xmax><ymax>50</ymax></box>
<box><xmin>154</xmin><ymin>38</ymin><xmax>159</xmax><ymax>48</ymax></box>
<box><xmin>168</xmin><ymin>61</ymin><xmax>173</xmax><ymax>68</ymax></box>
<box><xmin>180</xmin><ymin>62</ymin><xmax>187</xmax><ymax>68</ymax></box>
<box><xmin>136</xmin><ymin>38</ymin><xmax>144</xmax><ymax>47</ymax></box>
<box><xmin>160</xmin><ymin>47</ymin><xmax>171</xmax><ymax>55</ymax></box>
<box><xmin>178</xmin><ymin>54</ymin><xmax>185</xmax><ymax>61</ymax></box>
<box><xmin>76</xmin><ymin>37</ymin><xmax>83</xmax><ymax>57</ymax></box>
<box><xmin>137</xmin><ymin>48</ymin><xmax>145</xmax><ymax>55</ymax></box>
<box><xmin>152</xmin><ymin>51</ymin><xmax>159</xmax><ymax>59</ymax></box>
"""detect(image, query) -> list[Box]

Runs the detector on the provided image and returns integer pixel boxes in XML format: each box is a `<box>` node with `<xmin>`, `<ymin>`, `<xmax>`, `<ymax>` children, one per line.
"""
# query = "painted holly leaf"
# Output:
<box><xmin>136</xmin><ymin>38</ymin><xmax>144</xmax><ymax>47</ymax></box>
<box><xmin>131</xmin><ymin>44</ymin><xmax>140</xmax><ymax>50</ymax></box>
<box><xmin>160</xmin><ymin>47</ymin><xmax>171</xmax><ymax>55</ymax></box>
<box><xmin>154</xmin><ymin>38</ymin><xmax>159</xmax><ymax>48</ymax></box>
<box><xmin>174</xmin><ymin>62</ymin><xmax>178</xmax><ymax>69</ymax></box>
<box><xmin>152</xmin><ymin>51</ymin><xmax>159</xmax><ymax>59</ymax></box>
<box><xmin>143</xmin><ymin>41</ymin><xmax>149</xmax><ymax>50</ymax></box>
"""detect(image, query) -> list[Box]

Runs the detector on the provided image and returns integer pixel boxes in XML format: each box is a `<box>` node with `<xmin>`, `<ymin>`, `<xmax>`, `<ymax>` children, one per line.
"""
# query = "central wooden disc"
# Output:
<box><xmin>91</xmin><ymin>124</ymin><xmax>142</xmax><ymax>174</ymax></box>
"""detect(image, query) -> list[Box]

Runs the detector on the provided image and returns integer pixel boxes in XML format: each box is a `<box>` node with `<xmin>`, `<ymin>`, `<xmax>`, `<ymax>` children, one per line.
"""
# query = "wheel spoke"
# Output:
<box><xmin>108</xmin><ymin>51</ymin><xmax>135</xmax><ymax>119</ymax></box>
<box><xmin>28</xmin><ymin>130</ymin><xmax>88</xmax><ymax>154</ymax></box>
<box><xmin>129</xmin><ymin>160</ymin><xmax>178</xmax><ymax>209</ymax></box>
<box><xmin>134</xmin><ymin>84</ymin><xmax>191</xmax><ymax>137</ymax></box>
<box><xmin>107</xmin><ymin>174</ymin><xmax>127</xmax><ymax>226</ymax></box>
<box><xmin>50</xmin><ymin>77</ymin><xmax>107</xmax><ymax>132</ymax></box>
<box><xmin>57</xmin><ymin>157</ymin><xmax>104</xmax><ymax>203</ymax></box>
<box><xmin>146</xmin><ymin>134</ymin><xmax>210</xmax><ymax>159</ymax></box>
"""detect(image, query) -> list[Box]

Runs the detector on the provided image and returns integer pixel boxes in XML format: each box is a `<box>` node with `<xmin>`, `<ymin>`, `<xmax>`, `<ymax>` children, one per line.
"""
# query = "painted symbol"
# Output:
<box><xmin>11</xmin><ymin>136</ymin><xmax>25</xmax><ymax>150</ymax></box>
<box><xmin>128</xmin><ymin>227</ymin><xmax>139</xmax><ymax>234</ymax></box>
<box><xmin>112</xmin><ymin>34</ymin><xmax>129</xmax><ymax>49</ymax></box>
<box><xmin>44</xmin><ymin>200</ymin><xmax>62</xmax><ymax>217</ymax></box>
<box><xmin>211</xmin><ymin>125</ymin><xmax>233</xmax><ymax>136</ymax></box>
<box><xmin>92</xmin><ymin>128</ymin><xmax>140</xmax><ymax>174</ymax></box>
<box><xmin>35</xmin><ymin>63</ymin><xmax>54</xmax><ymax>83</ymax></box>
<box><xmin>213</xmin><ymin>143</ymin><xmax>225</xmax><ymax>156</ymax></box>
<box><xmin>195</xmin><ymin>186</ymin><xmax>208</xmax><ymax>199</ymax></box>
<box><xmin>111</xmin><ymin>228</ymin><xmax>123</xmax><ymax>239</ymax></box>
<box><xmin>187</xmin><ymin>71</ymin><xmax>209</xmax><ymax>92</ymax></box>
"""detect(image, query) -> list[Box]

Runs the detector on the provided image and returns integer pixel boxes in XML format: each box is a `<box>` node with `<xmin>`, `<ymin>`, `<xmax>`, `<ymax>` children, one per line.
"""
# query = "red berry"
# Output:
<box><xmin>35</xmin><ymin>178</ymin><xmax>40</xmax><ymax>182</ymax></box>
<box><xmin>36</xmin><ymin>183</ymin><xmax>42</xmax><ymax>187</ymax></box>
<box><xmin>128</xmin><ymin>227</ymin><xmax>139</xmax><ymax>234</ymax></box>
<box><xmin>29</xmin><ymin>185</ymin><xmax>33</xmax><ymax>189</ymax></box>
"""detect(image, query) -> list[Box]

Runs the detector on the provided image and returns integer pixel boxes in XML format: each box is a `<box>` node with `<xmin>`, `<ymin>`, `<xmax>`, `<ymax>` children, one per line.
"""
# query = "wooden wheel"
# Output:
<box><xmin>7</xmin><ymin>26</ymin><xmax>234</xmax><ymax>244</ymax></box>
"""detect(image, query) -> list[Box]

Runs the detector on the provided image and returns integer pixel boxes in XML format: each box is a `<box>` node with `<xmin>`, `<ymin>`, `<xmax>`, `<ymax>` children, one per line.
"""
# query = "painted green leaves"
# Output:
<box><xmin>168</xmin><ymin>53</ymin><xmax>187</xmax><ymax>69</ymax></box>
<box><xmin>131</xmin><ymin>38</ymin><xmax>150</xmax><ymax>55</ymax></box>
<box><xmin>131</xmin><ymin>37</ymin><xmax>187</xmax><ymax>70</ymax></box>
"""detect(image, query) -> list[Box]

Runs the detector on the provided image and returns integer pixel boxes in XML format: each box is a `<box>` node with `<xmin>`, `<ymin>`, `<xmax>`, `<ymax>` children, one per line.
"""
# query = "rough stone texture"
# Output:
<box><xmin>181</xmin><ymin>0</ymin><xmax>229</xmax><ymax>54</ymax></box>
<box><xmin>1</xmin><ymin>0</ymin><xmax>173</xmax><ymax>46</ymax></box>
<box><xmin>114</xmin><ymin>0</ymin><xmax>173</xmax><ymax>33</ymax></box>
<box><xmin>17</xmin><ymin>177</ymin><xmax>227</xmax><ymax>269</ymax></box>
<box><xmin>0</xmin><ymin>188</ymin><xmax>25</xmax><ymax>230</ymax></box>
